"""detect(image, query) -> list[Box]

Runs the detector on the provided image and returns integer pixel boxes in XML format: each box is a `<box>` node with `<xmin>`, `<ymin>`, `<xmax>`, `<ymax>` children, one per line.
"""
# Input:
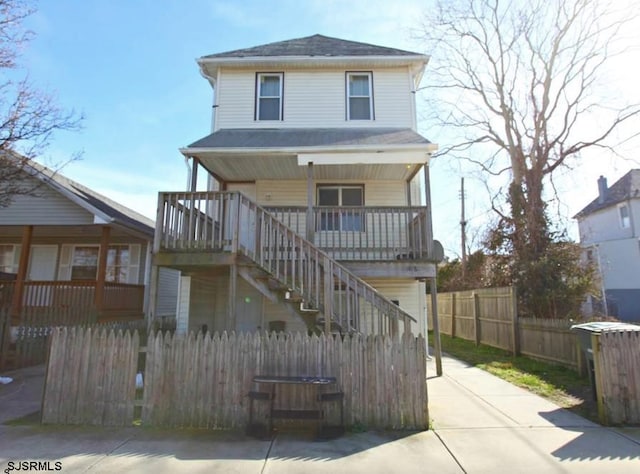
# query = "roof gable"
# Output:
<box><xmin>16</xmin><ymin>158</ymin><xmax>154</xmax><ymax>236</ymax></box>
<box><xmin>575</xmin><ymin>169</ymin><xmax>640</xmax><ymax>218</ymax></box>
<box><xmin>203</xmin><ymin>34</ymin><xmax>424</xmax><ymax>59</ymax></box>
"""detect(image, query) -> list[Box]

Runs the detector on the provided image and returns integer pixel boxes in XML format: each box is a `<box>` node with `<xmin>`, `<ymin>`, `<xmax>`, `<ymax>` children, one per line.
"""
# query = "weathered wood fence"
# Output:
<box><xmin>0</xmin><ymin>313</ymin><xmax>146</xmax><ymax>370</ymax></box>
<box><xmin>428</xmin><ymin>287</ymin><xmax>585</xmax><ymax>373</ymax></box>
<box><xmin>593</xmin><ymin>330</ymin><xmax>640</xmax><ymax>425</ymax></box>
<box><xmin>42</xmin><ymin>328</ymin><xmax>428</xmax><ymax>430</ymax></box>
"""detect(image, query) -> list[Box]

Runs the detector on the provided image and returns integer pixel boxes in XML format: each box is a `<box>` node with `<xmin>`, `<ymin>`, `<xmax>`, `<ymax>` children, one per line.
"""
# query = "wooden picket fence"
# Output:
<box><xmin>428</xmin><ymin>287</ymin><xmax>585</xmax><ymax>372</ymax></box>
<box><xmin>593</xmin><ymin>330</ymin><xmax>640</xmax><ymax>425</ymax></box>
<box><xmin>42</xmin><ymin>328</ymin><xmax>428</xmax><ymax>430</ymax></box>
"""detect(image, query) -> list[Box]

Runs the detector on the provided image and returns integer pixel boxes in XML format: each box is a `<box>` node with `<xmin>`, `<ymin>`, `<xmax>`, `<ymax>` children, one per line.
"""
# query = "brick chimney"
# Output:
<box><xmin>597</xmin><ymin>175</ymin><xmax>608</xmax><ymax>204</ymax></box>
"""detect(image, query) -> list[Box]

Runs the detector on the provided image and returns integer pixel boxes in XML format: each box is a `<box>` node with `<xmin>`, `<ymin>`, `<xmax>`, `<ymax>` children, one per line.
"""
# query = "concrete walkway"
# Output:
<box><xmin>0</xmin><ymin>356</ymin><xmax>638</xmax><ymax>473</ymax></box>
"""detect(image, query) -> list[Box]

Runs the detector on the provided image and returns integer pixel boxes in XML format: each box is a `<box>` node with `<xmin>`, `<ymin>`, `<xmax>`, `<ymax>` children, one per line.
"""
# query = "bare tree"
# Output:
<box><xmin>419</xmin><ymin>0</ymin><xmax>637</xmax><ymax>316</ymax></box>
<box><xmin>0</xmin><ymin>0</ymin><xmax>81</xmax><ymax>207</ymax></box>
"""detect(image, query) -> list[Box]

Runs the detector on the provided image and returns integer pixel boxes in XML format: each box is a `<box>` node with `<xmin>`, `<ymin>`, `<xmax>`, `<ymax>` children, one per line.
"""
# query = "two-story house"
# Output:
<box><xmin>149</xmin><ymin>34</ymin><xmax>439</xmax><ymax>337</ymax></box>
<box><xmin>575</xmin><ymin>171</ymin><xmax>640</xmax><ymax>322</ymax></box>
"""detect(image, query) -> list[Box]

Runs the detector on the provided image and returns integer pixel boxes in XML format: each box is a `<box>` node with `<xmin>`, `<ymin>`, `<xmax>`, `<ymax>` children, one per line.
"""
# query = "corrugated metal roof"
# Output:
<box><xmin>187</xmin><ymin>128</ymin><xmax>431</xmax><ymax>150</ymax></box>
<box><xmin>575</xmin><ymin>170</ymin><xmax>640</xmax><ymax>218</ymax></box>
<box><xmin>202</xmin><ymin>34</ymin><xmax>424</xmax><ymax>59</ymax></box>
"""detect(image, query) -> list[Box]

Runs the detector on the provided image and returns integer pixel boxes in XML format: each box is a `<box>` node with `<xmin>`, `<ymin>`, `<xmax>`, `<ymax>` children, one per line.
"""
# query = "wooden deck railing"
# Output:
<box><xmin>266</xmin><ymin>205</ymin><xmax>431</xmax><ymax>260</ymax></box>
<box><xmin>156</xmin><ymin>191</ymin><xmax>418</xmax><ymax>335</ymax></box>
<box><xmin>0</xmin><ymin>280</ymin><xmax>144</xmax><ymax>326</ymax></box>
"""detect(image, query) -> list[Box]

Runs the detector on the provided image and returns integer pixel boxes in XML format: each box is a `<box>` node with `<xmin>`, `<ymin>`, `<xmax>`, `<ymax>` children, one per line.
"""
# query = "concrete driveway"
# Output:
<box><xmin>1</xmin><ymin>356</ymin><xmax>639</xmax><ymax>473</ymax></box>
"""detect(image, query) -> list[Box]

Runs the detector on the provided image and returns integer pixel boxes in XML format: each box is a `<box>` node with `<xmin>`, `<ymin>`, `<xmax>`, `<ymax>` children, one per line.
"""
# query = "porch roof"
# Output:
<box><xmin>185</xmin><ymin>127</ymin><xmax>432</xmax><ymax>151</ymax></box>
<box><xmin>181</xmin><ymin>128</ymin><xmax>434</xmax><ymax>182</ymax></box>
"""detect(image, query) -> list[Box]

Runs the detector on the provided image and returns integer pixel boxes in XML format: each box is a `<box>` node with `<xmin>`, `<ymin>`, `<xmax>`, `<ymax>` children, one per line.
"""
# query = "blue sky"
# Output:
<box><xmin>18</xmin><ymin>0</ymin><xmax>640</xmax><ymax>257</ymax></box>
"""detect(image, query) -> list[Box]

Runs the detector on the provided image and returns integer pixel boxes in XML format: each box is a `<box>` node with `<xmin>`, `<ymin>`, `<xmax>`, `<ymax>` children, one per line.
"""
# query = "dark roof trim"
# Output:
<box><xmin>202</xmin><ymin>34</ymin><xmax>425</xmax><ymax>59</ymax></box>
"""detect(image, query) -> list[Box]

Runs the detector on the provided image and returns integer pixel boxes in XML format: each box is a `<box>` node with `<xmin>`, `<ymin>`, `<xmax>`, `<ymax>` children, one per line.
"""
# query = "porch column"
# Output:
<box><xmin>176</xmin><ymin>274</ymin><xmax>191</xmax><ymax>335</ymax></box>
<box><xmin>423</xmin><ymin>163</ymin><xmax>442</xmax><ymax>376</ymax></box>
<box><xmin>306</xmin><ymin>162</ymin><xmax>314</xmax><ymax>242</ymax></box>
<box><xmin>429</xmin><ymin>278</ymin><xmax>442</xmax><ymax>376</ymax></box>
<box><xmin>229</xmin><ymin>264</ymin><xmax>237</xmax><ymax>331</ymax></box>
<box><xmin>190</xmin><ymin>157</ymin><xmax>199</xmax><ymax>192</ymax></box>
<box><xmin>146</xmin><ymin>264</ymin><xmax>160</xmax><ymax>332</ymax></box>
<box><xmin>10</xmin><ymin>225</ymin><xmax>33</xmax><ymax>325</ymax></box>
<box><xmin>95</xmin><ymin>226</ymin><xmax>111</xmax><ymax>319</ymax></box>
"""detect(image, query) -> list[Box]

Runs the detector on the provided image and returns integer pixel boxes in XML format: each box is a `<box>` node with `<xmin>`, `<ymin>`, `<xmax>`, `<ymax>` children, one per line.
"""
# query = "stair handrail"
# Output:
<box><xmin>232</xmin><ymin>192</ymin><xmax>417</xmax><ymax>334</ymax></box>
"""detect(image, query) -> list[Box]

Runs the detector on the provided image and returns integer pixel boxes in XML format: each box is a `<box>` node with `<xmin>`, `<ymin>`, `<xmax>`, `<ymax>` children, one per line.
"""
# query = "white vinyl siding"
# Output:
<box><xmin>256</xmin><ymin>179</ymin><xmax>406</xmax><ymax>207</ymax></box>
<box><xmin>157</xmin><ymin>267</ymin><xmax>180</xmax><ymax>318</ymax></box>
<box><xmin>216</xmin><ymin>67</ymin><xmax>414</xmax><ymax>129</ymax></box>
<box><xmin>0</xmin><ymin>177</ymin><xmax>94</xmax><ymax>225</ymax></box>
<box><xmin>366</xmin><ymin>278</ymin><xmax>425</xmax><ymax>334</ymax></box>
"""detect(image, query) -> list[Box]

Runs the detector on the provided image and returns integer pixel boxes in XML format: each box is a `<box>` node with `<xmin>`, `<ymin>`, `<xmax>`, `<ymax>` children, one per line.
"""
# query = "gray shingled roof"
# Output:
<box><xmin>575</xmin><ymin>169</ymin><xmax>640</xmax><ymax>218</ymax></box>
<box><xmin>187</xmin><ymin>128</ymin><xmax>431</xmax><ymax>150</ymax></box>
<box><xmin>23</xmin><ymin>159</ymin><xmax>154</xmax><ymax>236</ymax></box>
<box><xmin>203</xmin><ymin>34</ymin><xmax>424</xmax><ymax>59</ymax></box>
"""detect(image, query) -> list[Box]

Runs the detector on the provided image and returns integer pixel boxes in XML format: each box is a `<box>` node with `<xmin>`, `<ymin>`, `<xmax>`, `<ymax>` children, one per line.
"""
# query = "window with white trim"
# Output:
<box><xmin>346</xmin><ymin>72</ymin><xmax>373</xmax><ymax>120</ymax></box>
<box><xmin>317</xmin><ymin>185</ymin><xmax>364</xmax><ymax>231</ymax></box>
<box><xmin>70</xmin><ymin>245</ymin><xmax>132</xmax><ymax>282</ymax></box>
<box><xmin>0</xmin><ymin>245</ymin><xmax>16</xmax><ymax>274</ymax></box>
<box><xmin>619</xmin><ymin>203</ymin><xmax>630</xmax><ymax>229</ymax></box>
<box><xmin>256</xmin><ymin>73</ymin><xmax>283</xmax><ymax>121</ymax></box>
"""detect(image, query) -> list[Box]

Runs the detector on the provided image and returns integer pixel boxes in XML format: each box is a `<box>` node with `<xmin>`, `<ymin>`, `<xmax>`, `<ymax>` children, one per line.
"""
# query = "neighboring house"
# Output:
<box><xmin>575</xmin><ymin>171</ymin><xmax>640</xmax><ymax>322</ymax></box>
<box><xmin>149</xmin><ymin>34</ymin><xmax>439</xmax><ymax>337</ymax></box>
<box><xmin>0</xmin><ymin>159</ymin><xmax>178</xmax><ymax>328</ymax></box>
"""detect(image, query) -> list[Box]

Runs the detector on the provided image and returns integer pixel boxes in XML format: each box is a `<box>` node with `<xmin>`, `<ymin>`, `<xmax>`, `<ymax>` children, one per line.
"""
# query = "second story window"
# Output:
<box><xmin>619</xmin><ymin>203</ymin><xmax>630</xmax><ymax>228</ymax></box>
<box><xmin>256</xmin><ymin>73</ymin><xmax>283</xmax><ymax>121</ymax></box>
<box><xmin>346</xmin><ymin>72</ymin><xmax>373</xmax><ymax>120</ymax></box>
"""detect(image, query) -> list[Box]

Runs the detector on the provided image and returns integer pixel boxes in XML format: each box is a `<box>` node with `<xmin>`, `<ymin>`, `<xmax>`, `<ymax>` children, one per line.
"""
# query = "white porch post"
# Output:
<box><xmin>423</xmin><ymin>163</ymin><xmax>442</xmax><ymax>376</ymax></box>
<box><xmin>176</xmin><ymin>274</ymin><xmax>192</xmax><ymax>335</ymax></box>
<box><xmin>306</xmin><ymin>162</ymin><xmax>314</xmax><ymax>242</ymax></box>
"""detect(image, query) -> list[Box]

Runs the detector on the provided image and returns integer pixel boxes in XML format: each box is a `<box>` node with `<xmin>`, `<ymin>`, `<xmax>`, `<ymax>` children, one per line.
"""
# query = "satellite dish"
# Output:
<box><xmin>433</xmin><ymin>240</ymin><xmax>445</xmax><ymax>263</ymax></box>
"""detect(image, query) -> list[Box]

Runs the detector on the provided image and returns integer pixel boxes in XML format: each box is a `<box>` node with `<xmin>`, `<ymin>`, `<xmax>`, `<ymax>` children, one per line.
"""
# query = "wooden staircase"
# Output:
<box><xmin>229</xmin><ymin>193</ymin><xmax>417</xmax><ymax>335</ymax></box>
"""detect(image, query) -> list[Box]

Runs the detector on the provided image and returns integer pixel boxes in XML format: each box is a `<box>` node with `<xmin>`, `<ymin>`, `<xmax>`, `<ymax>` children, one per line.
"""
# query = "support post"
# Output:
<box><xmin>190</xmin><ymin>157</ymin><xmax>199</xmax><ymax>192</ymax></box>
<box><xmin>591</xmin><ymin>333</ymin><xmax>607</xmax><ymax>425</ymax></box>
<box><xmin>95</xmin><ymin>226</ymin><xmax>111</xmax><ymax>318</ymax></box>
<box><xmin>323</xmin><ymin>256</ymin><xmax>332</xmax><ymax>335</ymax></box>
<box><xmin>147</xmin><ymin>264</ymin><xmax>160</xmax><ymax>333</ymax></box>
<box><xmin>306</xmin><ymin>162</ymin><xmax>315</xmax><ymax>242</ymax></box>
<box><xmin>229</xmin><ymin>264</ymin><xmax>238</xmax><ymax>332</ymax></box>
<box><xmin>450</xmin><ymin>293</ymin><xmax>456</xmax><ymax>338</ymax></box>
<box><xmin>429</xmin><ymin>278</ymin><xmax>442</xmax><ymax>376</ymax></box>
<box><xmin>473</xmin><ymin>292</ymin><xmax>480</xmax><ymax>346</ymax></box>
<box><xmin>11</xmin><ymin>225</ymin><xmax>33</xmax><ymax>325</ymax></box>
<box><xmin>510</xmin><ymin>286</ymin><xmax>519</xmax><ymax>355</ymax></box>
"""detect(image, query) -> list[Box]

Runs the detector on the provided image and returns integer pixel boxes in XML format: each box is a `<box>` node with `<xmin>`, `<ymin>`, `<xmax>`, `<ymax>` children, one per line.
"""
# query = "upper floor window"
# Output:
<box><xmin>317</xmin><ymin>185</ymin><xmax>364</xmax><ymax>231</ymax></box>
<box><xmin>256</xmin><ymin>73</ymin><xmax>283</xmax><ymax>121</ymax></box>
<box><xmin>619</xmin><ymin>203</ymin><xmax>630</xmax><ymax>229</ymax></box>
<box><xmin>346</xmin><ymin>72</ymin><xmax>373</xmax><ymax>120</ymax></box>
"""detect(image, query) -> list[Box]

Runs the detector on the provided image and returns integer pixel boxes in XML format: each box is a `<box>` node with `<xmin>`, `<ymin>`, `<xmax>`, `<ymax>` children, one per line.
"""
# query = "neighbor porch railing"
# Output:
<box><xmin>0</xmin><ymin>280</ymin><xmax>145</xmax><ymax>326</ymax></box>
<box><xmin>156</xmin><ymin>191</ymin><xmax>419</xmax><ymax>335</ymax></box>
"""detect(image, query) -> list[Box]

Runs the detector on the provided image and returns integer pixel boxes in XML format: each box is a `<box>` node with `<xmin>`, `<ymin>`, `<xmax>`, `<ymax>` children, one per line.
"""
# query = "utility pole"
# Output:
<box><xmin>460</xmin><ymin>177</ymin><xmax>467</xmax><ymax>280</ymax></box>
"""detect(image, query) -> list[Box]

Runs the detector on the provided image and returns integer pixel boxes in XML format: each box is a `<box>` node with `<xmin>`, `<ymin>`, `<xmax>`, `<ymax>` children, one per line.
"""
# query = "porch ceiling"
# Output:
<box><xmin>196</xmin><ymin>153</ymin><xmax>423</xmax><ymax>182</ymax></box>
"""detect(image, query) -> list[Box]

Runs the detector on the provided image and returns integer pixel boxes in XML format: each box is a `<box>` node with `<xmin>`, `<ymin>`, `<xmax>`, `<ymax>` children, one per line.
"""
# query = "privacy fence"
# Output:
<box><xmin>41</xmin><ymin>328</ymin><xmax>428</xmax><ymax>430</ymax></box>
<box><xmin>593</xmin><ymin>330</ymin><xmax>640</xmax><ymax>425</ymax></box>
<box><xmin>428</xmin><ymin>287</ymin><xmax>586</xmax><ymax>373</ymax></box>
